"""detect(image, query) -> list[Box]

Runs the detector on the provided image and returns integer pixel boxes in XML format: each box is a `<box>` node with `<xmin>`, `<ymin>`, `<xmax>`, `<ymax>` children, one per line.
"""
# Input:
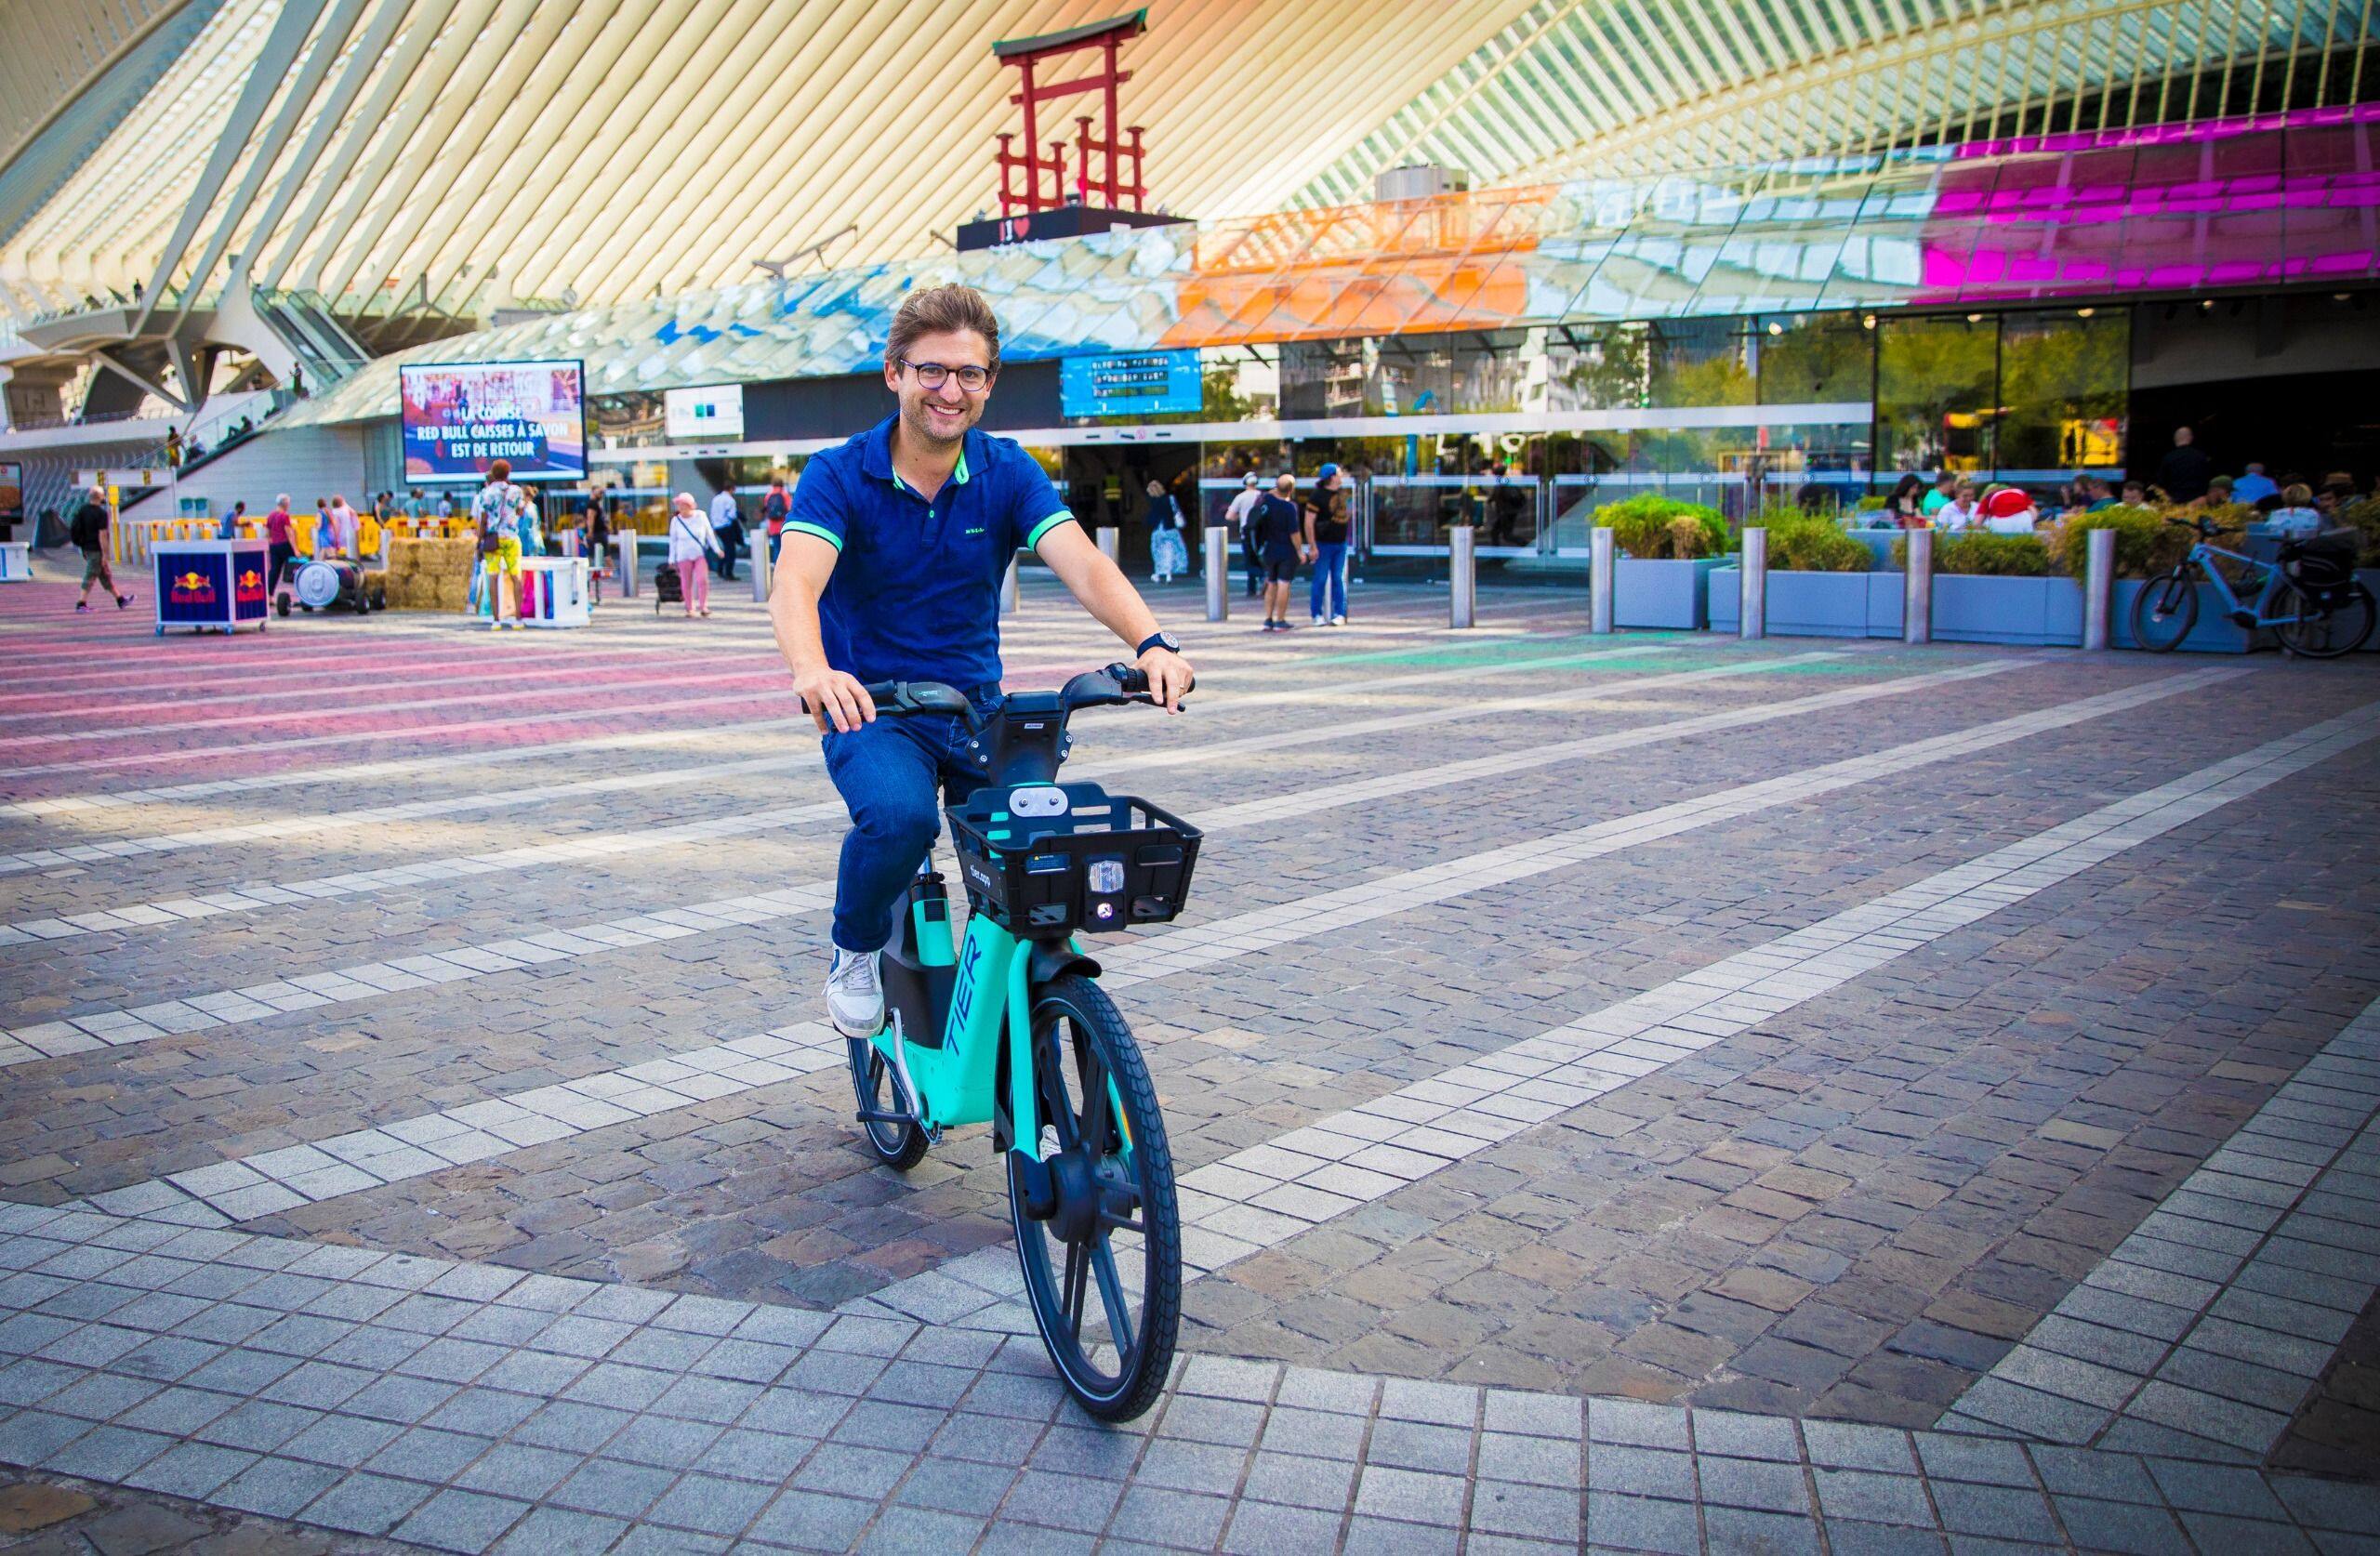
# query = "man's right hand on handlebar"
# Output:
<box><xmin>791</xmin><ymin>666</ymin><xmax>877</xmax><ymax>732</ymax></box>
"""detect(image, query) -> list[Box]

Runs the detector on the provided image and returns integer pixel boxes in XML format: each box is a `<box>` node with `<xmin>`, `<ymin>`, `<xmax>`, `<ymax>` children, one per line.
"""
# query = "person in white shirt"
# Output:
<box><xmin>669</xmin><ymin>492</ymin><xmax>723</xmax><ymax>617</ymax></box>
<box><xmin>1223</xmin><ymin>472</ymin><xmax>1263</xmax><ymax>598</ymax></box>
<box><xmin>2267</xmin><ymin>483</ymin><xmax>2324</xmax><ymax>537</ymax></box>
<box><xmin>1934</xmin><ymin>481</ymin><xmax>1981</xmax><ymax>531</ymax></box>
<box><xmin>708</xmin><ymin>487</ymin><xmax>743</xmax><ymax>581</ymax></box>
<box><xmin>325</xmin><ymin>494</ymin><xmax>360</xmax><ymax>557</ymax></box>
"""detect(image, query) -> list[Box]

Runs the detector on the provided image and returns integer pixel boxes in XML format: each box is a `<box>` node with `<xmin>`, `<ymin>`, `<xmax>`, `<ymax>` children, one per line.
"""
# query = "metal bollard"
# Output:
<box><xmin>1589</xmin><ymin>526</ymin><xmax>1615</xmax><ymax>634</ymax></box>
<box><xmin>1904</xmin><ymin>527</ymin><xmax>1933</xmax><ymax>645</ymax></box>
<box><xmin>1203</xmin><ymin>526</ymin><xmax>1229</xmax><ymax>623</ymax></box>
<box><xmin>615</xmin><ymin>535</ymin><xmax>638</xmax><ymax>598</ymax></box>
<box><xmin>2082</xmin><ymin>527</ymin><xmax>2114</xmax><ymax>651</ymax></box>
<box><xmin>1740</xmin><ymin>525</ymin><xmax>1767</xmax><ymax>640</ymax></box>
<box><xmin>1000</xmin><ymin>554</ymin><xmax>1019</xmax><ymax>615</ymax></box>
<box><xmin>1448</xmin><ymin>525</ymin><xmax>1477</xmax><ymax>629</ymax></box>
<box><xmin>752</xmin><ymin>541</ymin><xmax>770</xmax><ymax>604</ymax></box>
<box><xmin>1096</xmin><ymin>526</ymin><xmax>1118</xmax><ymax>562</ymax></box>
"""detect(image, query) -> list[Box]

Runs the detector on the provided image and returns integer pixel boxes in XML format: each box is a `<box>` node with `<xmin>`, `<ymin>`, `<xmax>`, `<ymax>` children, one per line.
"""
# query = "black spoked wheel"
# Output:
<box><xmin>2272</xmin><ymin>580</ymin><xmax>2377</xmax><ymax>660</ymax></box>
<box><xmin>2131</xmin><ymin>569</ymin><xmax>2198</xmax><ymax>652</ymax></box>
<box><xmin>1008</xmin><ymin>974</ymin><xmax>1180</xmax><ymax>1422</ymax></box>
<box><xmin>847</xmin><ymin>1038</ymin><xmax>929</xmax><ymax>1170</ymax></box>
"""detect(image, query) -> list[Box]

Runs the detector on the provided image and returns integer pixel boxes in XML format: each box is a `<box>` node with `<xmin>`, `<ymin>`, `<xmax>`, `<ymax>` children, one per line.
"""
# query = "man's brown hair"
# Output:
<box><xmin>487</xmin><ymin>458</ymin><xmax>511</xmax><ymax>481</ymax></box>
<box><xmin>885</xmin><ymin>284</ymin><xmax>1000</xmax><ymax>373</ymax></box>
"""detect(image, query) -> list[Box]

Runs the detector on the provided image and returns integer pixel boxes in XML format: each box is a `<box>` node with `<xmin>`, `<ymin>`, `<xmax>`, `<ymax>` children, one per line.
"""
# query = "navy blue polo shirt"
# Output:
<box><xmin>786</xmin><ymin>415</ymin><xmax>1076</xmax><ymax>687</ymax></box>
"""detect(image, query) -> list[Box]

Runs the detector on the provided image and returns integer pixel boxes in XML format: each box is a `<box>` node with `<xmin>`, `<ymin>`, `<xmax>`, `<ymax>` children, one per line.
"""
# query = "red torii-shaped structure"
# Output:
<box><xmin>994</xmin><ymin>8</ymin><xmax>1149</xmax><ymax>218</ymax></box>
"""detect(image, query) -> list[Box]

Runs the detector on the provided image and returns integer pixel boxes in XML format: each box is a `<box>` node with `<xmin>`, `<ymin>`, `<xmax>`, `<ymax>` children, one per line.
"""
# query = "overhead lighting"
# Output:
<box><xmin>2075</xmin><ymin>307</ymin><xmax>2095</xmax><ymax>317</ymax></box>
<box><xmin>2199</xmin><ymin>298</ymin><xmax>2214</xmax><ymax>310</ymax></box>
<box><xmin>1861</xmin><ymin>314</ymin><xmax>1876</xmax><ymax>329</ymax></box>
<box><xmin>1965</xmin><ymin>312</ymin><xmax>1983</xmax><ymax>323</ymax></box>
<box><xmin>1766</xmin><ymin>321</ymin><xmax>1783</xmax><ymax>335</ymax></box>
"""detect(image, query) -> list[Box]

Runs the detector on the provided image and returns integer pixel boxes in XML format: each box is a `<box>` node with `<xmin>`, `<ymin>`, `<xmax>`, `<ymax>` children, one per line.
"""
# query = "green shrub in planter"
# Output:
<box><xmin>1760</xmin><ymin>510</ymin><xmax>1872</xmax><ymax>572</ymax></box>
<box><xmin>2340</xmin><ymin>497</ymin><xmax>2380</xmax><ymax>566</ymax></box>
<box><xmin>2045</xmin><ymin>504</ymin><xmax>2240</xmax><ymax>578</ymax></box>
<box><xmin>1893</xmin><ymin>532</ymin><xmax>2053</xmax><ymax>575</ymax></box>
<box><xmin>1597</xmin><ymin>494</ymin><xmax>1731</xmax><ymax>560</ymax></box>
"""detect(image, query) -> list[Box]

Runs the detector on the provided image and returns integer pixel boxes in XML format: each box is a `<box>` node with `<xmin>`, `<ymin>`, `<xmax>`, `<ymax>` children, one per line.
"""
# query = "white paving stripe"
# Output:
<box><xmin>1942</xmin><ymin>995</ymin><xmax>2380</xmax><ymax>1457</ymax></box>
<box><xmin>0</xmin><ymin>651</ymin><xmax>1844</xmax><ymax>943</ymax></box>
<box><xmin>0</xmin><ymin>639</ymin><xmax>1653</xmax><ymax>827</ymax></box>
<box><xmin>51</xmin><ymin>666</ymin><xmax>2246</xmax><ymax>1227</ymax></box>
<box><xmin>1091</xmin><ymin>667</ymin><xmax>2242</xmax><ymax>991</ymax></box>
<box><xmin>0</xmin><ymin>655</ymin><xmax>2024</xmax><ymax>1045</ymax></box>
<box><xmin>842</xmin><ymin>701</ymin><xmax>2380</xmax><ymax>1330</ymax></box>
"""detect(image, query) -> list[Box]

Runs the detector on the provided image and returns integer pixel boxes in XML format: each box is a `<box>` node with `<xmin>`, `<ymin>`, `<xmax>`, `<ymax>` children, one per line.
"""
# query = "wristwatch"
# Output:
<box><xmin>1136</xmin><ymin>630</ymin><xmax>1181</xmax><ymax>657</ymax></box>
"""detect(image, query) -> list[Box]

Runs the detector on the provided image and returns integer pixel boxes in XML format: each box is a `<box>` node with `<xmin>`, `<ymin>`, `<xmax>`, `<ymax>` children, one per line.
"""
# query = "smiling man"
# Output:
<box><xmin>769</xmin><ymin>284</ymin><xmax>1195</xmax><ymax>1037</ymax></box>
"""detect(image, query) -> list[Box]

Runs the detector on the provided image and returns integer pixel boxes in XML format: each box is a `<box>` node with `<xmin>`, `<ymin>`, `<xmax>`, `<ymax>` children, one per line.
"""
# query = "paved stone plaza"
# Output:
<box><xmin>0</xmin><ymin>570</ymin><xmax>2373</xmax><ymax>1554</ymax></box>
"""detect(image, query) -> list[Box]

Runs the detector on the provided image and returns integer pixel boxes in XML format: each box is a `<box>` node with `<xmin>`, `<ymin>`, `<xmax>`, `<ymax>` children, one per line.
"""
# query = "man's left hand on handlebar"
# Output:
<box><xmin>1135</xmin><ymin>646</ymin><xmax>1194</xmax><ymax>713</ymax></box>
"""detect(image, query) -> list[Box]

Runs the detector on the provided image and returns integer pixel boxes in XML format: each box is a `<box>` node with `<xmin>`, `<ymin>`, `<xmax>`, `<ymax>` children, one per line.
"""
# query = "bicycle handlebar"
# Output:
<box><xmin>860</xmin><ymin>663</ymin><xmax>1192</xmax><ymax>721</ymax></box>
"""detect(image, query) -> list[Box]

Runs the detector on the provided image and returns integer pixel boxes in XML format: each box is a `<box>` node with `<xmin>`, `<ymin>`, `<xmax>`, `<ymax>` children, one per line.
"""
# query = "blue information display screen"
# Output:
<box><xmin>1060</xmin><ymin>349</ymin><xmax>1202</xmax><ymax>418</ymax></box>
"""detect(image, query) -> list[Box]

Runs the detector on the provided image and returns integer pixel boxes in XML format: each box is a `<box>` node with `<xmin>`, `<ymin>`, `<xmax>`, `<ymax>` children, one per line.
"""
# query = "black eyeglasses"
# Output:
<box><xmin>898</xmin><ymin>358</ymin><xmax>994</xmax><ymax>393</ymax></box>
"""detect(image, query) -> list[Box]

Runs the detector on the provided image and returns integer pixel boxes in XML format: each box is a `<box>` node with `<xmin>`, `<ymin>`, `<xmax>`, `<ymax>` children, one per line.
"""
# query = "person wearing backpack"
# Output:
<box><xmin>669</xmin><ymin>492</ymin><xmax>723</xmax><ymax>617</ymax></box>
<box><xmin>760</xmin><ymin>473</ymin><xmax>792</xmax><ymax>569</ymax></box>
<box><xmin>71</xmin><ymin>488</ymin><xmax>134</xmax><ymax>613</ymax></box>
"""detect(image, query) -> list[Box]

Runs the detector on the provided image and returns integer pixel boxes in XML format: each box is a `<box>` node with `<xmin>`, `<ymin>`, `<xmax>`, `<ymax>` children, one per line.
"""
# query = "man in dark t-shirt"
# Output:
<box><xmin>71</xmin><ymin>490</ymin><xmax>132</xmax><ymax>613</ymax></box>
<box><xmin>1252</xmin><ymin>473</ymin><xmax>1303</xmax><ymax>632</ymax></box>
<box><xmin>2154</xmin><ymin>426</ymin><xmax>2214</xmax><ymax>504</ymax></box>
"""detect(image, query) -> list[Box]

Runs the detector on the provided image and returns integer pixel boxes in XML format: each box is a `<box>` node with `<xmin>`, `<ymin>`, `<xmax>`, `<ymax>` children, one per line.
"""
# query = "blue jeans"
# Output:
<box><xmin>821</xmin><ymin>687</ymin><xmax>998</xmax><ymax>952</ymax></box>
<box><xmin>1309</xmin><ymin>543</ymin><xmax>1349</xmax><ymax>620</ymax></box>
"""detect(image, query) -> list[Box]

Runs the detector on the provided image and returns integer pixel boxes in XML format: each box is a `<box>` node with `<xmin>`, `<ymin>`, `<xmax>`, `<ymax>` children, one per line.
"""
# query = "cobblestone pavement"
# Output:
<box><xmin>0</xmin><ymin>566</ymin><xmax>2375</xmax><ymax>1553</ymax></box>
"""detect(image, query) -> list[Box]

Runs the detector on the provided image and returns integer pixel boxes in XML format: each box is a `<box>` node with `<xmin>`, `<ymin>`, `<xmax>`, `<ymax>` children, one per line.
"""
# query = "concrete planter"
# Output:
<box><xmin>2361</xmin><ymin>569</ymin><xmax>2380</xmax><ymax>653</ymax></box>
<box><xmin>1712</xmin><ymin>569</ymin><xmax>1899</xmax><ymax>638</ymax></box>
<box><xmin>1615</xmin><ymin>556</ymin><xmax>1731</xmax><ymax>629</ymax></box>
<box><xmin>1932</xmin><ymin>575</ymin><xmax>2082</xmax><ymax>647</ymax></box>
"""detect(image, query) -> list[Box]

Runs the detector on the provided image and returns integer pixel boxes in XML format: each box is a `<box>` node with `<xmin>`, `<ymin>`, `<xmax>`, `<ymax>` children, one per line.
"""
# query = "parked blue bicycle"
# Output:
<box><xmin>2134</xmin><ymin>516</ymin><xmax>2374</xmax><ymax>657</ymax></box>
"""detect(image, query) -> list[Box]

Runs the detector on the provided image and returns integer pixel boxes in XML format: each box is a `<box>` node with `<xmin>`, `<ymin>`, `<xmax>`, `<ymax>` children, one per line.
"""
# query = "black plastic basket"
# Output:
<box><xmin>947</xmin><ymin>782</ymin><xmax>1201</xmax><ymax>938</ymax></box>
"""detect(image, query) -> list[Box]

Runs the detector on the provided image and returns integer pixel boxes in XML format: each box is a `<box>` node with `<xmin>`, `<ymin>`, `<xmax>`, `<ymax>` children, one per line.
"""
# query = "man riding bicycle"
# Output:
<box><xmin>769</xmin><ymin>284</ymin><xmax>1196</xmax><ymax>1039</ymax></box>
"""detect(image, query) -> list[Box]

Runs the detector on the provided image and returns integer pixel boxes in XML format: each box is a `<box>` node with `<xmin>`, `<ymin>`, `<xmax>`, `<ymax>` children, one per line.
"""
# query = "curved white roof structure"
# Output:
<box><xmin>2</xmin><ymin>0</ymin><xmax>2368</xmax><ymax>331</ymax></box>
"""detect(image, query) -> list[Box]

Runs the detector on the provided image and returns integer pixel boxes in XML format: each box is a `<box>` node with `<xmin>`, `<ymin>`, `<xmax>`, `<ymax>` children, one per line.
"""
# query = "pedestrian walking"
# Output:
<box><xmin>669</xmin><ymin>492</ymin><xmax>722</xmax><ymax>617</ymax></box>
<box><xmin>1223</xmin><ymin>473</ymin><xmax>1263</xmax><ymax>598</ymax></box>
<box><xmin>264</xmin><ymin>495</ymin><xmax>297</xmax><ymax>596</ymax></box>
<box><xmin>709</xmin><ymin>486</ymin><xmax>743</xmax><ymax>581</ymax></box>
<box><xmin>71</xmin><ymin>488</ymin><xmax>134</xmax><ymax>613</ymax></box>
<box><xmin>1303</xmin><ymin>463</ymin><xmax>1351</xmax><ymax>626</ymax></box>
<box><xmin>1144</xmin><ymin>479</ymin><xmax>1187</xmax><ymax>584</ymax></box>
<box><xmin>760</xmin><ymin>473</ymin><xmax>791</xmax><ymax>570</ymax></box>
<box><xmin>326</xmin><ymin>494</ymin><xmax>360</xmax><ymax>557</ymax></box>
<box><xmin>1252</xmin><ymin>472</ymin><xmax>1303</xmax><ymax>631</ymax></box>
<box><xmin>472</xmin><ymin>460</ymin><xmax>527</xmax><ymax>630</ymax></box>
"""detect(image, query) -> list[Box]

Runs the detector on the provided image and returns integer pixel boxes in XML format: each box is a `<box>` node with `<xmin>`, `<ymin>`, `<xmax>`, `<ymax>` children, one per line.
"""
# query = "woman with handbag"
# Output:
<box><xmin>668</xmin><ymin>492</ymin><xmax>722</xmax><ymax>618</ymax></box>
<box><xmin>1144</xmin><ymin>479</ymin><xmax>1188</xmax><ymax>585</ymax></box>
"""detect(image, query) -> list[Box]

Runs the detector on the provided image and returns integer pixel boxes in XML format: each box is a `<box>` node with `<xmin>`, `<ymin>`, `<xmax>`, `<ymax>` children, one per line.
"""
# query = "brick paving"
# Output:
<box><xmin>0</xmin><ymin>563</ymin><xmax>2374</xmax><ymax>1551</ymax></box>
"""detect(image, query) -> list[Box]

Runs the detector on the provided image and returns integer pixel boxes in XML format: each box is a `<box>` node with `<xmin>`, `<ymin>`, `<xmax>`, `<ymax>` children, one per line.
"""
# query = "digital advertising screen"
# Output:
<box><xmin>665</xmin><ymin>384</ymin><xmax>745</xmax><ymax>440</ymax></box>
<box><xmin>401</xmin><ymin>361</ymin><xmax>586</xmax><ymax>481</ymax></box>
<box><xmin>0</xmin><ymin>461</ymin><xmax>20</xmax><ymax>524</ymax></box>
<box><xmin>1060</xmin><ymin>349</ymin><xmax>1202</xmax><ymax>418</ymax></box>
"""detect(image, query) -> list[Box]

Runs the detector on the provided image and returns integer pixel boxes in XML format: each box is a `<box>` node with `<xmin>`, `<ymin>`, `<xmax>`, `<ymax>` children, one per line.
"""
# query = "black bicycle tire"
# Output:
<box><xmin>1008</xmin><ymin>973</ymin><xmax>1181</xmax><ymax>1422</ymax></box>
<box><xmin>2272</xmin><ymin>580</ymin><xmax>2377</xmax><ymax>660</ymax></box>
<box><xmin>848</xmin><ymin>1043</ymin><xmax>929</xmax><ymax>1170</ymax></box>
<box><xmin>2131</xmin><ymin>569</ymin><xmax>2198</xmax><ymax>653</ymax></box>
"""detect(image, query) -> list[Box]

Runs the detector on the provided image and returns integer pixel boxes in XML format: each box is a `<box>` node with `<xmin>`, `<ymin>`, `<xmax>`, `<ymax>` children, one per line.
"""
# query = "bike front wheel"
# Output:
<box><xmin>1008</xmin><ymin>973</ymin><xmax>1180</xmax><ymax>1421</ymax></box>
<box><xmin>2272</xmin><ymin>580</ymin><xmax>2377</xmax><ymax>659</ymax></box>
<box><xmin>2131</xmin><ymin>569</ymin><xmax>2198</xmax><ymax>652</ymax></box>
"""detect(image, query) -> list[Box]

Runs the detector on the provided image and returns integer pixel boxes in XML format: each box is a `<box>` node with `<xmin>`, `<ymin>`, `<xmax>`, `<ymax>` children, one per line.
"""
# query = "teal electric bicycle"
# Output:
<box><xmin>844</xmin><ymin>665</ymin><xmax>1199</xmax><ymax>1420</ymax></box>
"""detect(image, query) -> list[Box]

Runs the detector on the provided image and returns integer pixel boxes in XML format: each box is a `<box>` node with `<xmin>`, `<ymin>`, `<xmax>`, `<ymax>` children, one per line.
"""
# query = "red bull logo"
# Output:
<box><xmin>235</xmin><ymin>567</ymin><xmax>265</xmax><ymax>603</ymax></box>
<box><xmin>169</xmin><ymin>570</ymin><xmax>217</xmax><ymax>605</ymax></box>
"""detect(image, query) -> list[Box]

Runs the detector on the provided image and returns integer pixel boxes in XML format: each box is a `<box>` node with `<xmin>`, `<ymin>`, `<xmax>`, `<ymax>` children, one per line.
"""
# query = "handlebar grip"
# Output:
<box><xmin>856</xmin><ymin>679</ymin><xmax>972</xmax><ymax>716</ymax></box>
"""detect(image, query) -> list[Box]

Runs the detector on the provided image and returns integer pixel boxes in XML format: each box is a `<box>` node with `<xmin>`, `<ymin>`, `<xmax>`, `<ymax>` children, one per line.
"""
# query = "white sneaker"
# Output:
<box><xmin>1311</xmin><ymin>615</ymin><xmax>1326</xmax><ymax>626</ymax></box>
<box><xmin>1329</xmin><ymin>614</ymin><xmax>1346</xmax><ymax>626</ymax></box>
<box><xmin>825</xmin><ymin>948</ymin><xmax>884</xmax><ymax>1036</ymax></box>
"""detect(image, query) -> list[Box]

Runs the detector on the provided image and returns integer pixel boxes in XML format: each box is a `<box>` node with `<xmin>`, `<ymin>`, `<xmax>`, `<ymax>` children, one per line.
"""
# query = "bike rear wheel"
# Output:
<box><xmin>2271</xmin><ymin>580</ymin><xmax>2376</xmax><ymax>659</ymax></box>
<box><xmin>1008</xmin><ymin>973</ymin><xmax>1180</xmax><ymax>1421</ymax></box>
<box><xmin>2131</xmin><ymin>569</ymin><xmax>2198</xmax><ymax>652</ymax></box>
